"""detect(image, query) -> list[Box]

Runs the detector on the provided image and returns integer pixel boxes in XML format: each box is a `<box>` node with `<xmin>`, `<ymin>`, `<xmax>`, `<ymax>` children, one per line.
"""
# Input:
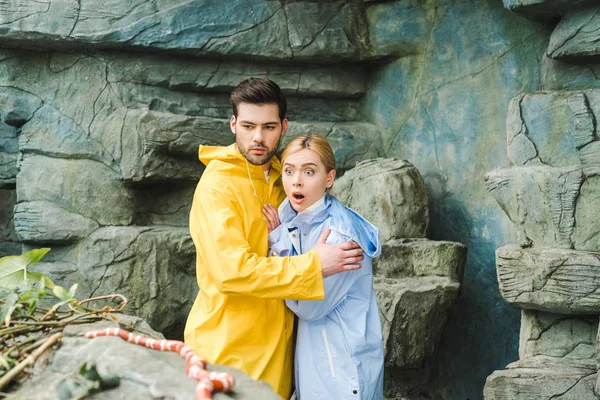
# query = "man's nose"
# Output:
<box><xmin>252</xmin><ymin>127</ymin><xmax>265</xmax><ymax>143</ymax></box>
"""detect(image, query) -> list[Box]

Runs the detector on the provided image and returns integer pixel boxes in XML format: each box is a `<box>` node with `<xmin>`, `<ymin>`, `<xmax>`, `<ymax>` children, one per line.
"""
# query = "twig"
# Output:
<box><xmin>0</xmin><ymin>332</ymin><xmax>62</xmax><ymax>391</ymax></box>
<box><xmin>72</xmin><ymin>294</ymin><xmax>128</xmax><ymax>313</ymax></box>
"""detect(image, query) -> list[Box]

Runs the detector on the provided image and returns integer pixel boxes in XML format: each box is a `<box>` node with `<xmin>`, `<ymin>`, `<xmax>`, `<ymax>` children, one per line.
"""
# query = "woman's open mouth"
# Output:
<box><xmin>292</xmin><ymin>193</ymin><xmax>305</xmax><ymax>200</ymax></box>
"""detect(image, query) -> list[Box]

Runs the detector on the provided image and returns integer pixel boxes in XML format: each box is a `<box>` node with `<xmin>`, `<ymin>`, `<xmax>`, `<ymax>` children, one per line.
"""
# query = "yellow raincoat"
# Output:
<box><xmin>184</xmin><ymin>144</ymin><xmax>325</xmax><ymax>398</ymax></box>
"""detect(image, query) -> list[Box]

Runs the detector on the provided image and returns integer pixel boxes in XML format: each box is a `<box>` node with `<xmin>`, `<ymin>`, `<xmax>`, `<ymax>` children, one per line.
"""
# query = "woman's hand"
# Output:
<box><xmin>262</xmin><ymin>204</ymin><xmax>281</xmax><ymax>233</ymax></box>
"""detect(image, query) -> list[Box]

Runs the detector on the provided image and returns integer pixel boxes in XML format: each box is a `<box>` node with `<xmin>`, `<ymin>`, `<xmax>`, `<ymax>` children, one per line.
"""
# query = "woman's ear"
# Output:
<box><xmin>326</xmin><ymin>170</ymin><xmax>336</xmax><ymax>189</ymax></box>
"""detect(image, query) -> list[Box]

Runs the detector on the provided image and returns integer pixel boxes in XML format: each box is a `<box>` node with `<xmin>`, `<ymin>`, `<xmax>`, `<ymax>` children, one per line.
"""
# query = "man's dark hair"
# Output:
<box><xmin>230</xmin><ymin>78</ymin><xmax>287</xmax><ymax>121</ymax></box>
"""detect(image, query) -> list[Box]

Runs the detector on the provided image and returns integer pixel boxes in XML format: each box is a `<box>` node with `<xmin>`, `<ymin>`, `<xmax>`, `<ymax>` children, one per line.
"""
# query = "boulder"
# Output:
<box><xmin>485</xmin><ymin>166</ymin><xmax>583</xmax><ymax>249</ymax></box>
<box><xmin>28</xmin><ymin>226</ymin><xmax>197</xmax><ymax>338</ymax></box>
<box><xmin>331</xmin><ymin>158</ymin><xmax>429</xmax><ymax>243</ymax></box>
<box><xmin>502</xmin><ymin>0</ymin><xmax>595</xmax><ymax>21</ymax></box>
<box><xmin>496</xmin><ymin>245</ymin><xmax>600</xmax><ymax>314</ymax></box>
<box><xmin>506</xmin><ymin>91</ymin><xmax>598</xmax><ymax>168</ymax></box>
<box><xmin>16</xmin><ymin>155</ymin><xmax>135</xmax><ymax>227</ymax></box>
<box><xmin>375</xmin><ymin>276</ymin><xmax>460</xmax><ymax>396</ymax></box>
<box><xmin>484</xmin><ymin>356</ymin><xmax>597</xmax><ymax>400</ymax></box>
<box><xmin>548</xmin><ymin>5</ymin><xmax>600</xmax><ymax>60</ymax></box>
<box><xmin>519</xmin><ymin>310</ymin><xmax>597</xmax><ymax>360</ymax></box>
<box><xmin>14</xmin><ymin>201</ymin><xmax>99</xmax><ymax>244</ymax></box>
<box><xmin>374</xmin><ymin>238</ymin><xmax>466</xmax><ymax>282</ymax></box>
<box><xmin>6</xmin><ymin>316</ymin><xmax>280</xmax><ymax>400</ymax></box>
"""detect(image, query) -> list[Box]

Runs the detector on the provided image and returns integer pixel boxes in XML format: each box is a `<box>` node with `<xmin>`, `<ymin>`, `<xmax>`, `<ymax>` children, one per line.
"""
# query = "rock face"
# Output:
<box><xmin>484</xmin><ymin>2</ymin><xmax>600</xmax><ymax>395</ymax></box>
<box><xmin>6</xmin><ymin>315</ymin><xmax>280</xmax><ymax>400</ymax></box>
<box><xmin>0</xmin><ymin>2</ymin><xmax>474</xmax><ymax>399</ymax></box>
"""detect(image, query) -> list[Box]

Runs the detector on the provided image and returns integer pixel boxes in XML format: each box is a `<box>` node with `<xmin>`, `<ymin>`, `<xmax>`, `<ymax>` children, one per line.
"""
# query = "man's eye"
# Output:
<box><xmin>266</xmin><ymin>126</ymin><xmax>276</xmax><ymax>130</ymax></box>
<box><xmin>242</xmin><ymin>125</ymin><xmax>253</xmax><ymax>129</ymax></box>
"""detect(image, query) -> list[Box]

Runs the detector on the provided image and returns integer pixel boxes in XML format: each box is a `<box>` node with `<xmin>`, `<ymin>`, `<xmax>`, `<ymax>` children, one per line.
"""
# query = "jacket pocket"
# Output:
<box><xmin>321</xmin><ymin>328</ymin><xmax>336</xmax><ymax>378</ymax></box>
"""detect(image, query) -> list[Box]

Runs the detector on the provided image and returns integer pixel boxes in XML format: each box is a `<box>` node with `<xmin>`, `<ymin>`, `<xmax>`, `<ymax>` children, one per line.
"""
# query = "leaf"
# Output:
<box><xmin>68</xmin><ymin>284</ymin><xmax>78</xmax><ymax>299</ymax></box>
<box><xmin>58</xmin><ymin>363</ymin><xmax>120</xmax><ymax>400</ymax></box>
<box><xmin>0</xmin><ymin>292</ymin><xmax>19</xmax><ymax>327</ymax></box>
<box><xmin>0</xmin><ymin>248</ymin><xmax>54</xmax><ymax>289</ymax></box>
<box><xmin>53</xmin><ymin>285</ymin><xmax>69</xmax><ymax>301</ymax></box>
<box><xmin>79</xmin><ymin>363</ymin><xmax>101</xmax><ymax>381</ymax></box>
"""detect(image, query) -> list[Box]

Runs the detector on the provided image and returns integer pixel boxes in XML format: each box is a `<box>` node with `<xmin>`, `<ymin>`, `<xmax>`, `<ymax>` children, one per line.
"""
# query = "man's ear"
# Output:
<box><xmin>281</xmin><ymin>118</ymin><xmax>288</xmax><ymax>137</ymax></box>
<box><xmin>230</xmin><ymin>115</ymin><xmax>237</xmax><ymax>134</ymax></box>
<box><xmin>326</xmin><ymin>169</ymin><xmax>336</xmax><ymax>189</ymax></box>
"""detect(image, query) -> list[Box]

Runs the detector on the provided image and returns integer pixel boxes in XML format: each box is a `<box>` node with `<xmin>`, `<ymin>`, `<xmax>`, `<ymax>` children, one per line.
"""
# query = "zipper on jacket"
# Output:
<box><xmin>321</xmin><ymin>328</ymin><xmax>335</xmax><ymax>377</ymax></box>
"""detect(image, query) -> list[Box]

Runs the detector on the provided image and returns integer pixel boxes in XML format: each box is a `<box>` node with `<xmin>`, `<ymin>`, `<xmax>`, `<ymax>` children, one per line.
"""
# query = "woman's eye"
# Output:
<box><xmin>284</xmin><ymin>169</ymin><xmax>293</xmax><ymax>175</ymax></box>
<box><xmin>305</xmin><ymin>170</ymin><xmax>314</xmax><ymax>176</ymax></box>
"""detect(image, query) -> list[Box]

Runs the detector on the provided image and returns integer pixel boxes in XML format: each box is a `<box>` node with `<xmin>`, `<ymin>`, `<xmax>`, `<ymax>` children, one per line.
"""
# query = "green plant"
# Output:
<box><xmin>0</xmin><ymin>248</ymin><xmax>128</xmax><ymax>395</ymax></box>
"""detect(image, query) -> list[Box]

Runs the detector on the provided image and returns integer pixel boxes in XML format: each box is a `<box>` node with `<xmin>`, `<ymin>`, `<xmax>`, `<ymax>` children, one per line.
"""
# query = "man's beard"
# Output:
<box><xmin>237</xmin><ymin>137</ymin><xmax>281</xmax><ymax>166</ymax></box>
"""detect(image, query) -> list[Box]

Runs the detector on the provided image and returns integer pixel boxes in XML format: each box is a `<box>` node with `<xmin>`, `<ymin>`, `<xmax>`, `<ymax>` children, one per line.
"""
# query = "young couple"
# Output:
<box><xmin>184</xmin><ymin>78</ymin><xmax>384</xmax><ymax>400</ymax></box>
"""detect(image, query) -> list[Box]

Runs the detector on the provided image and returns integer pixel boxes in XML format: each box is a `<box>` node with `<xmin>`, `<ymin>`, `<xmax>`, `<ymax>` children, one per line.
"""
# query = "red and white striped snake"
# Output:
<box><xmin>85</xmin><ymin>328</ymin><xmax>235</xmax><ymax>400</ymax></box>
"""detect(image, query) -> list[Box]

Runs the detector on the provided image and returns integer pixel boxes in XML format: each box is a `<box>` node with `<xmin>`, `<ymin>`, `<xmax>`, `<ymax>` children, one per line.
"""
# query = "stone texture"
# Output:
<box><xmin>0</xmin><ymin>0</ymin><xmax>398</xmax><ymax>62</ymax></box>
<box><xmin>496</xmin><ymin>244</ymin><xmax>600</xmax><ymax>314</ymax></box>
<box><xmin>506</xmin><ymin>92</ymin><xmax>598</xmax><ymax>168</ymax></box>
<box><xmin>60</xmin><ymin>227</ymin><xmax>197</xmax><ymax>337</ymax></box>
<box><xmin>572</xmin><ymin>175</ymin><xmax>600</xmax><ymax>251</ymax></box>
<box><xmin>330</xmin><ymin>158</ymin><xmax>429</xmax><ymax>243</ymax></box>
<box><xmin>16</xmin><ymin>155</ymin><xmax>135</xmax><ymax>226</ymax></box>
<box><xmin>548</xmin><ymin>6</ymin><xmax>600</xmax><ymax>60</ymax></box>
<box><xmin>107</xmin><ymin>53</ymin><xmax>366</xmax><ymax>99</ymax></box>
<box><xmin>375</xmin><ymin>276</ymin><xmax>460</xmax><ymax>397</ymax></box>
<box><xmin>579</xmin><ymin>141</ymin><xmax>600</xmax><ymax>178</ymax></box>
<box><xmin>14</xmin><ymin>201</ymin><xmax>99</xmax><ymax>244</ymax></box>
<box><xmin>541</xmin><ymin>55</ymin><xmax>600</xmax><ymax>91</ymax></box>
<box><xmin>0</xmin><ymin>188</ymin><xmax>18</xmax><ymax>257</ymax></box>
<box><xmin>132</xmin><ymin>183</ymin><xmax>195</xmax><ymax>228</ymax></box>
<box><xmin>284</xmin><ymin>122</ymin><xmax>384</xmax><ymax>173</ymax></box>
<box><xmin>6</xmin><ymin>316</ymin><xmax>279</xmax><ymax>400</ymax></box>
<box><xmin>519</xmin><ymin>310</ymin><xmax>597</xmax><ymax>360</ymax></box>
<box><xmin>502</xmin><ymin>0</ymin><xmax>595</xmax><ymax>21</ymax></box>
<box><xmin>366</xmin><ymin>0</ymin><xmax>429</xmax><ymax>58</ymax></box>
<box><xmin>485</xmin><ymin>166</ymin><xmax>583</xmax><ymax>249</ymax></box>
<box><xmin>374</xmin><ymin>238</ymin><xmax>466</xmax><ymax>282</ymax></box>
<box><xmin>119</xmin><ymin>110</ymin><xmax>230</xmax><ymax>183</ymax></box>
<box><xmin>484</xmin><ymin>356</ymin><xmax>597</xmax><ymax>400</ymax></box>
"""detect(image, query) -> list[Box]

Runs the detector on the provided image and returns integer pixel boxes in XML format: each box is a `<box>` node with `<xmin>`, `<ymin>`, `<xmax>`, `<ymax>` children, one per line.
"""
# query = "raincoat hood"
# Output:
<box><xmin>278</xmin><ymin>193</ymin><xmax>381</xmax><ymax>258</ymax></box>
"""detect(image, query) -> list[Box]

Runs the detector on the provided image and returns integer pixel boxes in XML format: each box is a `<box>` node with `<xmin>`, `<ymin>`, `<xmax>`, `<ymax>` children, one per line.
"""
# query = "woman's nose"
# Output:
<box><xmin>293</xmin><ymin>175</ymin><xmax>302</xmax><ymax>186</ymax></box>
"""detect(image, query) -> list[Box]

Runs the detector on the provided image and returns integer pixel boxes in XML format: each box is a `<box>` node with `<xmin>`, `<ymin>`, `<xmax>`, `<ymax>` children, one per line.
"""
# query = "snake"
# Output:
<box><xmin>85</xmin><ymin>327</ymin><xmax>234</xmax><ymax>400</ymax></box>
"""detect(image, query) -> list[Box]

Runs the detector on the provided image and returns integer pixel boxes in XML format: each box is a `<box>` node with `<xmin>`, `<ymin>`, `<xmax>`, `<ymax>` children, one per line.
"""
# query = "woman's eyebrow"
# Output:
<box><xmin>283</xmin><ymin>162</ymin><xmax>318</xmax><ymax>167</ymax></box>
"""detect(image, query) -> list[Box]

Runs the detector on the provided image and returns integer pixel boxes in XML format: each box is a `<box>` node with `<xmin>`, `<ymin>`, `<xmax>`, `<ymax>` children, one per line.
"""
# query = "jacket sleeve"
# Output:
<box><xmin>190</xmin><ymin>186</ymin><xmax>324</xmax><ymax>300</ymax></box>
<box><xmin>285</xmin><ymin>229</ymin><xmax>370</xmax><ymax>321</ymax></box>
<box><xmin>268</xmin><ymin>225</ymin><xmax>294</xmax><ymax>257</ymax></box>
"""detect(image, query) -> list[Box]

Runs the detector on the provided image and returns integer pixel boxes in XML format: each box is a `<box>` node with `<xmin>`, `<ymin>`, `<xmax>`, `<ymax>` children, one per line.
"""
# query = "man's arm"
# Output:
<box><xmin>191</xmin><ymin>188</ymin><xmax>325</xmax><ymax>299</ymax></box>
<box><xmin>286</xmin><ymin>229</ymin><xmax>371</xmax><ymax>320</ymax></box>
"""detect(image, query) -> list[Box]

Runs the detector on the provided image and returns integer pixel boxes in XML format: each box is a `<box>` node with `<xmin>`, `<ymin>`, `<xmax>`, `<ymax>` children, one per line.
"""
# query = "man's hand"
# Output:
<box><xmin>314</xmin><ymin>228</ymin><xmax>364</xmax><ymax>277</ymax></box>
<box><xmin>262</xmin><ymin>204</ymin><xmax>281</xmax><ymax>233</ymax></box>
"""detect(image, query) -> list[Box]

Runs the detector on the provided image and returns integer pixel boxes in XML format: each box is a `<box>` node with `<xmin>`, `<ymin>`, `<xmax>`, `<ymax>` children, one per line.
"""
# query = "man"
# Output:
<box><xmin>184</xmin><ymin>78</ymin><xmax>364</xmax><ymax>398</ymax></box>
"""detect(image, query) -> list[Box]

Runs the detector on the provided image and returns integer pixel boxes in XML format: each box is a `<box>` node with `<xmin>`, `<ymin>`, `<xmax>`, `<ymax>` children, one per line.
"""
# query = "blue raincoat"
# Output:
<box><xmin>268</xmin><ymin>193</ymin><xmax>384</xmax><ymax>400</ymax></box>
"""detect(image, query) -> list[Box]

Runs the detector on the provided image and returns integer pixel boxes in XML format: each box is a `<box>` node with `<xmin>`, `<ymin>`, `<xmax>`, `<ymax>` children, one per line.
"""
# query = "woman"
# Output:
<box><xmin>263</xmin><ymin>134</ymin><xmax>384</xmax><ymax>400</ymax></box>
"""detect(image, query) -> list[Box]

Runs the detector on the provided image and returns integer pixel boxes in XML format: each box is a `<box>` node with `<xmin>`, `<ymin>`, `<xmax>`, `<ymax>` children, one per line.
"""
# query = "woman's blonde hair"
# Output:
<box><xmin>281</xmin><ymin>134</ymin><xmax>336</xmax><ymax>172</ymax></box>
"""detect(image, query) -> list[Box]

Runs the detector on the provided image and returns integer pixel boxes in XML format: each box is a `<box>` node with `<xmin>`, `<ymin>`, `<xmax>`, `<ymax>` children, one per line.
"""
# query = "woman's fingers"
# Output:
<box><xmin>262</xmin><ymin>204</ymin><xmax>280</xmax><ymax>232</ymax></box>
